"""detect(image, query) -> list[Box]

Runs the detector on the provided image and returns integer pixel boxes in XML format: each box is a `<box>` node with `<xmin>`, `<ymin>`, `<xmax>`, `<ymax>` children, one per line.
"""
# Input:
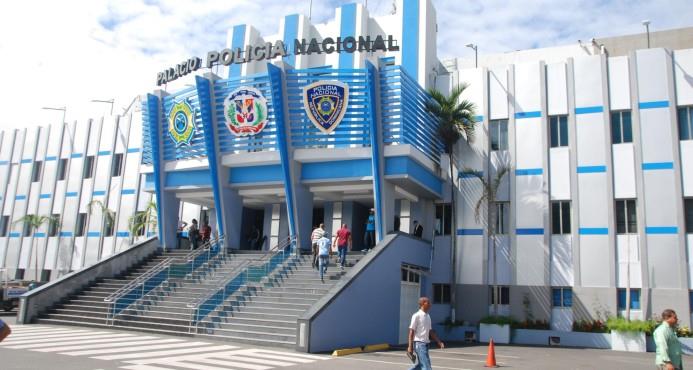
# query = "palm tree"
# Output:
<box><xmin>13</xmin><ymin>214</ymin><xmax>61</xmax><ymax>281</ymax></box>
<box><xmin>128</xmin><ymin>200</ymin><xmax>157</xmax><ymax>243</ymax></box>
<box><xmin>426</xmin><ymin>83</ymin><xmax>477</xmax><ymax>322</ymax></box>
<box><xmin>87</xmin><ymin>199</ymin><xmax>116</xmax><ymax>236</ymax></box>
<box><xmin>465</xmin><ymin>165</ymin><xmax>510</xmax><ymax>316</ymax></box>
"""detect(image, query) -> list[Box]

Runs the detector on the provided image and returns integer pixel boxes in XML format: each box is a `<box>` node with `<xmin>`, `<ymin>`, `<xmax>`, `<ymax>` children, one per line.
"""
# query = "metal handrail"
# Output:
<box><xmin>186</xmin><ymin>236</ymin><xmax>296</xmax><ymax>332</ymax></box>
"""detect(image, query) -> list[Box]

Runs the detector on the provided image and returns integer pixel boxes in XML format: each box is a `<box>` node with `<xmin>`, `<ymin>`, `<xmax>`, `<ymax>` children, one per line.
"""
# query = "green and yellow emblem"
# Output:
<box><xmin>167</xmin><ymin>100</ymin><xmax>196</xmax><ymax>146</ymax></box>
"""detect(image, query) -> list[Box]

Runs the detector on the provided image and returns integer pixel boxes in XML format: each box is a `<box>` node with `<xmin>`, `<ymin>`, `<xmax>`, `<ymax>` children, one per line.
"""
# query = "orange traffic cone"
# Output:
<box><xmin>484</xmin><ymin>338</ymin><xmax>498</xmax><ymax>368</ymax></box>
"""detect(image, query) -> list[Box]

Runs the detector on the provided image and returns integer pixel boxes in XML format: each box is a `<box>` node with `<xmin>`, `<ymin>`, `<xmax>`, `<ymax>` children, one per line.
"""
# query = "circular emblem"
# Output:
<box><xmin>224</xmin><ymin>86</ymin><xmax>268</xmax><ymax>136</ymax></box>
<box><xmin>167</xmin><ymin>100</ymin><xmax>196</xmax><ymax>146</ymax></box>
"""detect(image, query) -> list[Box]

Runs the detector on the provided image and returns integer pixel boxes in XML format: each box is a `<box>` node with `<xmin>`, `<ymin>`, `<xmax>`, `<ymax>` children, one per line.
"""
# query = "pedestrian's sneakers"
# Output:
<box><xmin>340</xmin><ymin>266</ymin><xmax>344</xmax><ymax>271</ymax></box>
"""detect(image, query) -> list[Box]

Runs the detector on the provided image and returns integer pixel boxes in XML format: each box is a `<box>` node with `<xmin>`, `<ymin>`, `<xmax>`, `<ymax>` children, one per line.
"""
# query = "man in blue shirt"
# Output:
<box><xmin>317</xmin><ymin>233</ymin><xmax>332</xmax><ymax>282</ymax></box>
<box><xmin>363</xmin><ymin>208</ymin><xmax>375</xmax><ymax>253</ymax></box>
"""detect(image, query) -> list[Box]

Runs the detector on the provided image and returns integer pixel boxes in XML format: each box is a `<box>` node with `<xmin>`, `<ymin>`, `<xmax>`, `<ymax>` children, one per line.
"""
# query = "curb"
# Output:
<box><xmin>331</xmin><ymin>347</ymin><xmax>363</xmax><ymax>356</ymax></box>
<box><xmin>363</xmin><ymin>343</ymin><xmax>390</xmax><ymax>352</ymax></box>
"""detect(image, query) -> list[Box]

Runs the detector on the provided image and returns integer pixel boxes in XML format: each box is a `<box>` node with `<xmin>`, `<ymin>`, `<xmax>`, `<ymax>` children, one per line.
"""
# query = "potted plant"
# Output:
<box><xmin>479</xmin><ymin>315</ymin><xmax>514</xmax><ymax>344</ymax></box>
<box><xmin>607</xmin><ymin>316</ymin><xmax>655</xmax><ymax>352</ymax></box>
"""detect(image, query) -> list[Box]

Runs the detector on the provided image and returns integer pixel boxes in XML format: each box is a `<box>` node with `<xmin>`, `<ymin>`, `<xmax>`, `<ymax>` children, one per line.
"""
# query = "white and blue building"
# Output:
<box><xmin>2</xmin><ymin>0</ymin><xmax>693</xmax><ymax>334</ymax></box>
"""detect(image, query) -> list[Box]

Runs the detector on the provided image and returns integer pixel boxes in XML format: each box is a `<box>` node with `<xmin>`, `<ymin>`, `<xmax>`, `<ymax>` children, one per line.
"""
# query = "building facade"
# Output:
<box><xmin>2</xmin><ymin>0</ymin><xmax>693</xmax><ymax>332</ymax></box>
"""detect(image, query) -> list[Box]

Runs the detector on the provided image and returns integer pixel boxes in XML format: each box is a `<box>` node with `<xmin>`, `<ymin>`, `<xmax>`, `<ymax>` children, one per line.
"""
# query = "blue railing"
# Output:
<box><xmin>380</xmin><ymin>65</ymin><xmax>444</xmax><ymax>165</ymax></box>
<box><xmin>160</xmin><ymin>86</ymin><xmax>207</xmax><ymax>161</ymax></box>
<box><xmin>213</xmin><ymin>73</ymin><xmax>279</xmax><ymax>153</ymax></box>
<box><xmin>187</xmin><ymin>236</ymin><xmax>295</xmax><ymax>331</ymax></box>
<box><xmin>286</xmin><ymin>68</ymin><xmax>371</xmax><ymax>149</ymax></box>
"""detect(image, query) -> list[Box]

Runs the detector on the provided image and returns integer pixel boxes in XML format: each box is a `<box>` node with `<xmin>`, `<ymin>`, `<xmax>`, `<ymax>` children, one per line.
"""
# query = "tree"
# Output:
<box><xmin>13</xmin><ymin>214</ymin><xmax>61</xmax><ymax>281</ymax></box>
<box><xmin>426</xmin><ymin>84</ymin><xmax>477</xmax><ymax>322</ymax></box>
<box><xmin>128</xmin><ymin>200</ymin><xmax>157</xmax><ymax>243</ymax></box>
<box><xmin>87</xmin><ymin>199</ymin><xmax>116</xmax><ymax>236</ymax></box>
<box><xmin>465</xmin><ymin>164</ymin><xmax>510</xmax><ymax>316</ymax></box>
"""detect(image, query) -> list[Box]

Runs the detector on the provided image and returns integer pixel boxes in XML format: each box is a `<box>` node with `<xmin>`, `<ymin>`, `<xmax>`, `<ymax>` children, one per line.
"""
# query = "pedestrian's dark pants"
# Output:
<box><xmin>311</xmin><ymin>243</ymin><xmax>318</xmax><ymax>269</ymax></box>
<box><xmin>363</xmin><ymin>230</ymin><xmax>374</xmax><ymax>251</ymax></box>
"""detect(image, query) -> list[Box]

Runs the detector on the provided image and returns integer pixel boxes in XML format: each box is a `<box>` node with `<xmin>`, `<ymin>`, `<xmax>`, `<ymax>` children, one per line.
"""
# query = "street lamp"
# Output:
<box><xmin>642</xmin><ymin>20</ymin><xmax>651</xmax><ymax>48</ymax></box>
<box><xmin>91</xmin><ymin>99</ymin><xmax>114</xmax><ymax>116</ymax></box>
<box><xmin>465</xmin><ymin>43</ymin><xmax>478</xmax><ymax>68</ymax></box>
<box><xmin>41</xmin><ymin>106</ymin><xmax>66</xmax><ymax>124</ymax></box>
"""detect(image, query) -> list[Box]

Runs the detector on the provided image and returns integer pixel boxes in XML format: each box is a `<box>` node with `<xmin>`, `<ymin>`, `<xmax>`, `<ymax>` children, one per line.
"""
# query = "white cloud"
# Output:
<box><xmin>0</xmin><ymin>0</ymin><xmax>691</xmax><ymax>129</ymax></box>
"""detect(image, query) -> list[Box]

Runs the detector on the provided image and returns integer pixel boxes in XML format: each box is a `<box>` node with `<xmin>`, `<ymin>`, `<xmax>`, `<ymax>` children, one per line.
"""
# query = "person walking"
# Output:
<box><xmin>333</xmin><ymin>224</ymin><xmax>352</xmax><ymax>270</ymax></box>
<box><xmin>407</xmin><ymin>297</ymin><xmax>444</xmax><ymax>370</ymax></box>
<box><xmin>188</xmin><ymin>219</ymin><xmax>200</xmax><ymax>250</ymax></box>
<box><xmin>317</xmin><ymin>232</ymin><xmax>331</xmax><ymax>282</ymax></box>
<box><xmin>363</xmin><ymin>209</ymin><xmax>375</xmax><ymax>253</ymax></box>
<box><xmin>654</xmin><ymin>309</ymin><xmax>683</xmax><ymax>370</ymax></box>
<box><xmin>311</xmin><ymin>223</ymin><xmax>325</xmax><ymax>270</ymax></box>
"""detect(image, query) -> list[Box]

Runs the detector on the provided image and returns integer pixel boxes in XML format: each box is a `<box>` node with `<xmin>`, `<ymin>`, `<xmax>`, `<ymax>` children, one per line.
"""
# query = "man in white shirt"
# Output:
<box><xmin>317</xmin><ymin>233</ymin><xmax>331</xmax><ymax>282</ymax></box>
<box><xmin>311</xmin><ymin>223</ymin><xmax>325</xmax><ymax>270</ymax></box>
<box><xmin>407</xmin><ymin>297</ymin><xmax>444</xmax><ymax>370</ymax></box>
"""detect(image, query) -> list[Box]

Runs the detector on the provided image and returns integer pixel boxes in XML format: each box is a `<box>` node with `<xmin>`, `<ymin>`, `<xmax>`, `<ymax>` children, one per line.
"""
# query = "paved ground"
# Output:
<box><xmin>2</xmin><ymin>311</ymin><xmax>689</xmax><ymax>370</ymax></box>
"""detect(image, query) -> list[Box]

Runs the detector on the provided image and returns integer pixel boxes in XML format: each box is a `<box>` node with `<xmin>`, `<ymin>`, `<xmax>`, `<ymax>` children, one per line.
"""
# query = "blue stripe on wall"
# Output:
<box><xmin>401</xmin><ymin>0</ymin><xmax>419</xmax><ymax>80</ymax></box>
<box><xmin>459</xmin><ymin>171</ymin><xmax>484</xmax><ymax>179</ymax></box>
<box><xmin>474</xmin><ymin>115</ymin><xmax>484</xmax><ymax>122</ymax></box>
<box><xmin>121</xmin><ymin>189</ymin><xmax>136</xmax><ymax>195</ymax></box>
<box><xmin>639</xmin><ymin>101</ymin><xmax>669</xmax><ymax>109</ymax></box>
<box><xmin>385</xmin><ymin>156</ymin><xmax>443</xmax><ymax>195</ymax></box>
<box><xmin>9</xmin><ymin>232</ymin><xmax>21</xmax><ymax>238</ymax></box>
<box><xmin>516</xmin><ymin>228</ymin><xmax>544</xmax><ymax>235</ymax></box>
<box><xmin>127</xmin><ymin>148</ymin><xmax>141</xmax><ymax>153</ymax></box>
<box><xmin>642</xmin><ymin>162</ymin><xmax>674</xmax><ymax>170</ymax></box>
<box><xmin>339</xmin><ymin>4</ymin><xmax>357</xmax><ymax>69</ymax></box>
<box><xmin>34</xmin><ymin>232</ymin><xmax>46</xmax><ymax>237</ymax></box>
<box><xmin>15</xmin><ymin>195</ymin><xmax>26</xmax><ymax>200</ymax></box>
<box><xmin>579</xmin><ymin>227</ymin><xmax>609</xmax><ymax>235</ymax></box>
<box><xmin>65</xmin><ymin>192</ymin><xmax>78</xmax><ymax>197</ymax></box>
<box><xmin>59</xmin><ymin>231</ymin><xmax>73</xmax><ymax>237</ymax></box>
<box><xmin>21</xmin><ymin>158</ymin><xmax>32</xmax><ymax>164</ymax></box>
<box><xmin>39</xmin><ymin>193</ymin><xmax>51</xmax><ymax>199</ymax></box>
<box><xmin>45</xmin><ymin>156</ymin><xmax>57</xmax><ymax>161</ymax></box>
<box><xmin>93</xmin><ymin>190</ymin><xmax>106</xmax><ymax>196</ymax></box>
<box><xmin>302</xmin><ymin>160</ymin><xmax>371</xmax><ymax>181</ymax></box>
<box><xmin>87</xmin><ymin>231</ymin><xmax>100</xmax><ymax>237</ymax></box>
<box><xmin>97</xmin><ymin>150</ymin><xmax>111</xmax><ymax>156</ymax></box>
<box><xmin>515</xmin><ymin>111</ymin><xmax>542</xmax><ymax>119</ymax></box>
<box><xmin>457</xmin><ymin>228</ymin><xmax>483</xmax><ymax>236</ymax></box>
<box><xmin>116</xmin><ymin>231</ymin><xmax>130</xmax><ymax>237</ymax></box>
<box><xmin>71</xmin><ymin>153</ymin><xmax>83</xmax><ymax>158</ymax></box>
<box><xmin>575</xmin><ymin>106</ymin><xmax>604</xmax><ymax>115</ymax></box>
<box><xmin>229</xmin><ymin>24</ymin><xmax>246</xmax><ymax>78</ymax></box>
<box><xmin>283</xmin><ymin>15</ymin><xmax>299</xmax><ymax>67</ymax></box>
<box><xmin>645</xmin><ymin>226</ymin><xmax>678</xmax><ymax>234</ymax></box>
<box><xmin>516</xmin><ymin>168</ymin><xmax>543</xmax><ymax>176</ymax></box>
<box><xmin>577</xmin><ymin>165</ymin><xmax>607</xmax><ymax>173</ymax></box>
<box><xmin>165</xmin><ymin>169</ymin><xmax>212</xmax><ymax>187</ymax></box>
<box><xmin>0</xmin><ymin>160</ymin><xmax>8</xmax><ymax>165</ymax></box>
<box><xmin>230</xmin><ymin>165</ymin><xmax>283</xmax><ymax>184</ymax></box>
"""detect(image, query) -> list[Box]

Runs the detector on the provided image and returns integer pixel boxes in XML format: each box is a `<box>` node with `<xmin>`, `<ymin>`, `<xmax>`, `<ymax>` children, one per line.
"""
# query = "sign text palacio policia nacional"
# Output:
<box><xmin>157</xmin><ymin>35</ymin><xmax>400</xmax><ymax>86</ymax></box>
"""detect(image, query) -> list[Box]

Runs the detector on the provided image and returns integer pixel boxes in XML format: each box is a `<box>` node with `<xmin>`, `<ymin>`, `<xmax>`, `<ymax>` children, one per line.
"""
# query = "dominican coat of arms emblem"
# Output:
<box><xmin>224</xmin><ymin>86</ymin><xmax>269</xmax><ymax>136</ymax></box>
<box><xmin>303</xmin><ymin>81</ymin><xmax>349</xmax><ymax>134</ymax></box>
<box><xmin>167</xmin><ymin>100</ymin><xmax>196</xmax><ymax>146</ymax></box>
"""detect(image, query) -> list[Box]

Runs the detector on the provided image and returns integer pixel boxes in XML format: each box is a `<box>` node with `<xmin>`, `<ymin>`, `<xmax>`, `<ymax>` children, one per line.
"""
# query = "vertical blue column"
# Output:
<box><xmin>229</xmin><ymin>25</ymin><xmax>246</xmax><ymax>79</ymax></box>
<box><xmin>401</xmin><ymin>0</ymin><xmax>419</xmax><ymax>79</ymax></box>
<box><xmin>283</xmin><ymin>15</ymin><xmax>299</xmax><ymax>67</ymax></box>
<box><xmin>338</xmin><ymin>4</ymin><xmax>357</xmax><ymax>69</ymax></box>
<box><xmin>195</xmin><ymin>75</ymin><xmax>225</xmax><ymax>237</ymax></box>
<box><xmin>366</xmin><ymin>61</ymin><xmax>384</xmax><ymax>242</ymax></box>
<box><xmin>267</xmin><ymin>63</ymin><xmax>296</xmax><ymax>237</ymax></box>
<box><xmin>144</xmin><ymin>94</ymin><xmax>164</xmax><ymax>244</ymax></box>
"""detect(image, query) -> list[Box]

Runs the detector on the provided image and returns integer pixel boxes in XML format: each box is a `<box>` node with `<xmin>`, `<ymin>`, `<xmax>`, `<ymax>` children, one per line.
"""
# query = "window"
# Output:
<box><xmin>23</xmin><ymin>215</ymin><xmax>34</xmax><ymax>237</ymax></box>
<box><xmin>611</xmin><ymin>111</ymin><xmax>633</xmax><ymax>144</ymax></box>
<box><xmin>551</xmin><ymin>201</ymin><xmax>571</xmax><ymax>234</ymax></box>
<box><xmin>550</xmin><ymin>115</ymin><xmax>569</xmax><ymax>147</ymax></box>
<box><xmin>679</xmin><ymin>106</ymin><xmax>693</xmax><ymax>141</ymax></box>
<box><xmin>48</xmin><ymin>214</ymin><xmax>60</xmax><ymax>237</ymax></box>
<box><xmin>490</xmin><ymin>119</ymin><xmax>509</xmax><ymax>151</ymax></box>
<box><xmin>31</xmin><ymin>161</ymin><xmax>42</xmax><ymax>182</ymax></box>
<box><xmin>552</xmin><ymin>287</ymin><xmax>573</xmax><ymax>307</ymax></box>
<box><xmin>83</xmin><ymin>155</ymin><xmax>94</xmax><ymax>179</ymax></box>
<box><xmin>0</xmin><ymin>215</ymin><xmax>9</xmax><ymax>237</ymax></box>
<box><xmin>75</xmin><ymin>213</ymin><xmax>87</xmax><ymax>237</ymax></box>
<box><xmin>401</xmin><ymin>266</ymin><xmax>421</xmax><ymax>283</ymax></box>
<box><xmin>493</xmin><ymin>202</ymin><xmax>509</xmax><ymax>235</ymax></box>
<box><xmin>104</xmin><ymin>212</ymin><xmax>115</xmax><ymax>237</ymax></box>
<box><xmin>490</xmin><ymin>286</ymin><xmax>510</xmax><ymax>305</ymax></box>
<box><xmin>435</xmin><ymin>203</ymin><xmax>452</xmax><ymax>235</ymax></box>
<box><xmin>616</xmin><ymin>199</ymin><xmax>637</xmax><ymax>234</ymax></box>
<box><xmin>111</xmin><ymin>153</ymin><xmax>123</xmax><ymax>177</ymax></box>
<box><xmin>617</xmin><ymin>288</ymin><xmax>641</xmax><ymax>310</ymax></box>
<box><xmin>433</xmin><ymin>283</ymin><xmax>451</xmax><ymax>304</ymax></box>
<box><xmin>57</xmin><ymin>158</ymin><xmax>68</xmax><ymax>181</ymax></box>
<box><xmin>685</xmin><ymin>199</ymin><xmax>693</xmax><ymax>234</ymax></box>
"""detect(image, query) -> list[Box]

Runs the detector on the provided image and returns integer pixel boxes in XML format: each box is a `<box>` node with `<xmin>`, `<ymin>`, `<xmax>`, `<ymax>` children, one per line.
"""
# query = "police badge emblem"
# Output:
<box><xmin>167</xmin><ymin>100</ymin><xmax>196</xmax><ymax>146</ymax></box>
<box><xmin>303</xmin><ymin>81</ymin><xmax>349</xmax><ymax>134</ymax></box>
<box><xmin>224</xmin><ymin>86</ymin><xmax>269</xmax><ymax>136</ymax></box>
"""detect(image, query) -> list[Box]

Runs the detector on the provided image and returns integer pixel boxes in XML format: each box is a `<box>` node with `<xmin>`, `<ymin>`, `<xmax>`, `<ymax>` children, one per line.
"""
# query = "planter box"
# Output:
<box><xmin>611</xmin><ymin>330</ymin><xmax>646</xmax><ymax>352</ymax></box>
<box><xmin>512</xmin><ymin>329</ymin><xmax>611</xmax><ymax>349</ymax></box>
<box><xmin>433</xmin><ymin>325</ymin><xmax>477</xmax><ymax>342</ymax></box>
<box><xmin>680</xmin><ymin>338</ymin><xmax>693</xmax><ymax>355</ymax></box>
<box><xmin>480</xmin><ymin>323</ymin><xmax>511</xmax><ymax>344</ymax></box>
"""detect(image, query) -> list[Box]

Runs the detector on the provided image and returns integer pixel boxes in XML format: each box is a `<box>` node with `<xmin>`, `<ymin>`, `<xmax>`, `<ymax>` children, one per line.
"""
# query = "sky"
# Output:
<box><xmin>0</xmin><ymin>0</ymin><xmax>691</xmax><ymax>129</ymax></box>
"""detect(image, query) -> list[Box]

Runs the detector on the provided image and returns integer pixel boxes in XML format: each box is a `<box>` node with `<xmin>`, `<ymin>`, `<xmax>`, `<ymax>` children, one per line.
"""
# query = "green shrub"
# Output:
<box><xmin>480</xmin><ymin>316</ymin><xmax>515</xmax><ymax>327</ymax></box>
<box><xmin>573</xmin><ymin>319</ymin><xmax>608</xmax><ymax>333</ymax></box>
<box><xmin>606</xmin><ymin>317</ymin><xmax>657</xmax><ymax>334</ymax></box>
<box><xmin>513</xmin><ymin>319</ymin><xmax>550</xmax><ymax>330</ymax></box>
<box><xmin>677</xmin><ymin>325</ymin><xmax>693</xmax><ymax>338</ymax></box>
